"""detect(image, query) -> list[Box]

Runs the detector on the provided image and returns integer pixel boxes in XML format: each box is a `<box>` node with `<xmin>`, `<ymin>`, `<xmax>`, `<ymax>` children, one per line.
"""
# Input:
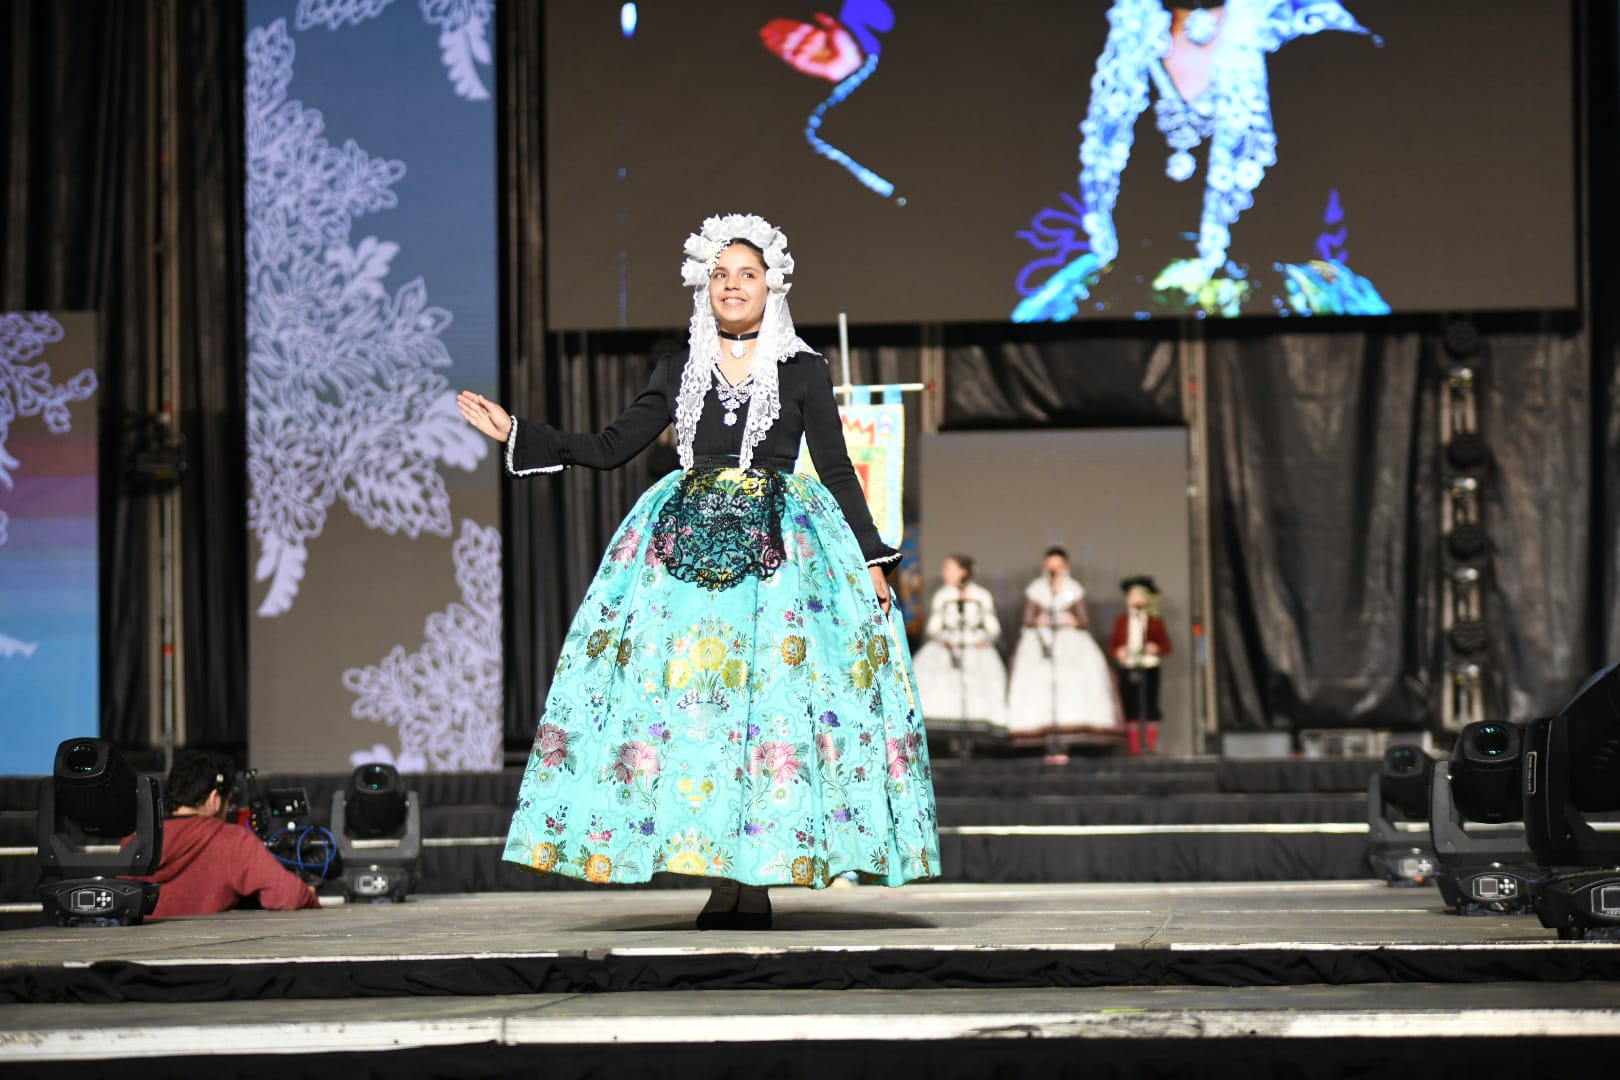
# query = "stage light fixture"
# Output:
<box><xmin>1451</xmin><ymin>721</ymin><xmax>1522</xmax><ymax>824</ymax></box>
<box><xmin>1442</xmin><ymin>319</ymin><xmax>1481</xmax><ymax>360</ymax></box>
<box><xmin>1430</xmin><ymin>721</ymin><xmax>1537</xmax><ymax>915</ymax></box>
<box><xmin>1366</xmin><ymin>743</ymin><xmax>1438</xmax><ymax>887</ymax></box>
<box><xmin>1525</xmin><ymin>665</ymin><xmax>1620</xmax><ymax>938</ymax></box>
<box><xmin>330</xmin><ymin>762</ymin><xmax>420</xmax><ymax>902</ymax></box>
<box><xmin>36</xmin><ymin>739</ymin><xmax>164</xmax><ymax>926</ymax></box>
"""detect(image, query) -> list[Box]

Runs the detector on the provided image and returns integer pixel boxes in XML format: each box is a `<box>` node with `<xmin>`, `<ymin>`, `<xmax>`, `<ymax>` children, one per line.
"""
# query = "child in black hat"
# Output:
<box><xmin>1110</xmin><ymin>575</ymin><xmax>1171</xmax><ymax>755</ymax></box>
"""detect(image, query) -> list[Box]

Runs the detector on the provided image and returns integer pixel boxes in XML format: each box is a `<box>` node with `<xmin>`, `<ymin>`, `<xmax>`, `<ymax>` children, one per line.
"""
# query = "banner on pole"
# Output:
<box><xmin>797</xmin><ymin>403</ymin><xmax>904</xmax><ymax>550</ymax></box>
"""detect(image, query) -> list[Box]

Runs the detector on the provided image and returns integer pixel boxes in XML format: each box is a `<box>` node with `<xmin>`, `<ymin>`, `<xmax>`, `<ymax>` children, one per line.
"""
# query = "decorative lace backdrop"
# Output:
<box><xmin>245</xmin><ymin>0</ymin><xmax>502</xmax><ymax>773</ymax></box>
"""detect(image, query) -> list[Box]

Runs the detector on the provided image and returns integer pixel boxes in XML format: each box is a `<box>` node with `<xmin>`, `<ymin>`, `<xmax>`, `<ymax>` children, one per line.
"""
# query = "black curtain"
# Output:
<box><xmin>172</xmin><ymin>1</ymin><xmax>248</xmax><ymax>750</ymax></box>
<box><xmin>941</xmin><ymin>326</ymin><xmax>1182</xmax><ymax>429</ymax></box>
<box><xmin>1206</xmin><ymin>331</ymin><xmax>1440</xmax><ymax>732</ymax></box>
<box><xmin>1</xmin><ymin>0</ymin><xmax>247</xmax><ymax>753</ymax></box>
<box><xmin>1205</xmin><ymin>325</ymin><xmax>1595</xmax><ymax>732</ymax></box>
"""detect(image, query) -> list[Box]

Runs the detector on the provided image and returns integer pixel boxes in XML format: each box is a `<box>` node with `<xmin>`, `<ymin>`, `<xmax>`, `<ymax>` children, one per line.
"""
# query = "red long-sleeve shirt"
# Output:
<box><xmin>1109</xmin><ymin>612</ymin><xmax>1172</xmax><ymax>663</ymax></box>
<box><xmin>134</xmin><ymin>816</ymin><xmax>319</xmax><ymax>918</ymax></box>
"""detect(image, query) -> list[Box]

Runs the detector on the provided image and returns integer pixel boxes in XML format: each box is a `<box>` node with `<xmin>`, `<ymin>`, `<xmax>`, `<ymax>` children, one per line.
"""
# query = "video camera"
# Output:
<box><xmin>236</xmin><ymin>769</ymin><xmax>339</xmax><ymax>882</ymax></box>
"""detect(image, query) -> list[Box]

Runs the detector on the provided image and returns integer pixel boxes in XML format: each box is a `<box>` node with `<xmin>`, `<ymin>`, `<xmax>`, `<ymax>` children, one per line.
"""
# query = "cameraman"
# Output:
<box><xmin>135</xmin><ymin>750</ymin><xmax>319</xmax><ymax>918</ymax></box>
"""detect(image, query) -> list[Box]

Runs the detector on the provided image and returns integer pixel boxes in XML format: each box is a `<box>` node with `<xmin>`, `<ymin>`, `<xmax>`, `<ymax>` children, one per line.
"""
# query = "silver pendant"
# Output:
<box><xmin>729</xmin><ymin>340</ymin><xmax>749</xmax><ymax>359</ymax></box>
<box><xmin>723</xmin><ymin>411</ymin><xmax>738</xmax><ymax>426</ymax></box>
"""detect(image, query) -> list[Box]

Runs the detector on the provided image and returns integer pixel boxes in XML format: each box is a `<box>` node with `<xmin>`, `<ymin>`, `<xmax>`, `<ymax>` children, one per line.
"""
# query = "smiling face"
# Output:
<box><xmin>708</xmin><ymin>241</ymin><xmax>768</xmax><ymax>335</ymax></box>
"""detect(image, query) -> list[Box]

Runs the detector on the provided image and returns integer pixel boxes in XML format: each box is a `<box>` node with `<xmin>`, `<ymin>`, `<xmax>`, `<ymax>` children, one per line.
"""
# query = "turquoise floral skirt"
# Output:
<box><xmin>504</xmin><ymin>467</ymin><xmax>940</xmax><ymax>889</ymax></box>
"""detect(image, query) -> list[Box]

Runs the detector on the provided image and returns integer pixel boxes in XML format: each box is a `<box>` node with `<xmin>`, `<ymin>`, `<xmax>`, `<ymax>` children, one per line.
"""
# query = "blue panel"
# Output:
<box><xmin>0</xmin><ymin>312</ymin><xmax>100</xmax><ymax>776</ymax></box>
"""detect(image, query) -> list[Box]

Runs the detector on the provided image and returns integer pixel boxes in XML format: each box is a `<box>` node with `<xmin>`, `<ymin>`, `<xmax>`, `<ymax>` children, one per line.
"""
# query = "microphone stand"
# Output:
<box><xmin>953</xmin><ymin>595</ymin><xmax>975</xmax><ymax>758</ymax></box>
<box><xmin>1045</xmin><ymin>577</ymin><xmax>1062</xmax><ymax>759</ymax></box>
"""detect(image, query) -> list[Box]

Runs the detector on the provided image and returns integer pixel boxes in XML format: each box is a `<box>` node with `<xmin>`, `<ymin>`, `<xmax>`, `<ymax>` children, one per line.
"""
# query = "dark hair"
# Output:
<box><xmin>1043</xmin><ymin>545</ymin><xmax>1069</xmax><ymax>562</ymax></box>
<box><xmin>722</xmin><ymin>237</ymin><xmax>766</xmax><ymax>265</ymax></box>
<box><xmin>946</xmin><ymin>554</ymin><xmax>975</xmax><ymax>580</ymax></box>
<box><xmin>165</xmin><ymin>749</ymin><xmax>237</xmax><ymax>810</ymax></box>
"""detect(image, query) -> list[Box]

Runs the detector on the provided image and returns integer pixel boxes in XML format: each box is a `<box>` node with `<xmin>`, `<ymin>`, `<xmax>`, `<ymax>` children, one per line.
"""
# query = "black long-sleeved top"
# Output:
<box><xmin>505</xmin><ymin>349</ymin><xmax>900</xmax><ymax>568</ymax></box>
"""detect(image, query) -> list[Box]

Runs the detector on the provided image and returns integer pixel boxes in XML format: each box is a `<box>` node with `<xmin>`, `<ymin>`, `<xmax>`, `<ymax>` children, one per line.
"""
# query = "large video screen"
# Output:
<box><xmin>246</xmin><ymin>2</ymin><xmax>502</xmax><ymax>773</ymax></box>
<box><xmin>0</xmin><ymin>313</ymin><xmax>98</xmax><ymax>776</ymax></box>
<box><xmin>545</xmin><ymin>1</ymin><xmax>1576</xmax><ymax>328</ymax></box>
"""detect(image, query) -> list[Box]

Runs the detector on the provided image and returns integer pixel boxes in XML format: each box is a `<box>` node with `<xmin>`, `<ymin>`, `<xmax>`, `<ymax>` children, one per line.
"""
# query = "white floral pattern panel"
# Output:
<box><xmin>294</xmin><ymin>0</ymin><xmax>493</xmax><ymax>100</ymax></box>
<box><xmin>343</xmin><ymin>519</ymin><xmax>503</xmax><ymax>772</ymax></box>
<box><xmin>246</xmin><ymin>19</ymin><xmax>487</xmax><ymax>616</ymax></box>
<box><xmin>246</xmin><ymin>3</ymin><xmax>501</xmax><ymax>774</ymax></box>
<box><xmin>0</xmin><ymin>312</ymin><xmax>97</xmax><ymax>552</ymax></box>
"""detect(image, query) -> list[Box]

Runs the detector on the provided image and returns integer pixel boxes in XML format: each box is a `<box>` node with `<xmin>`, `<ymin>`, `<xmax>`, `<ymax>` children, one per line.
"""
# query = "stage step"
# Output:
<box><xmin>3</xmin><ymin>984</ymin><xmax>1617</xmax><ymax>1078</ymax></box>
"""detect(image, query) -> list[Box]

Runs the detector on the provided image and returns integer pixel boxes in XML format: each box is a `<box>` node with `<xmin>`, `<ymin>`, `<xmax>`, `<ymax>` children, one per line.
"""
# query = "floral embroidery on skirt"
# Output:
<box><xmin>504</xmin><ymin>467</ymin><xmax>940</xmax><ymax>888</ymax></box>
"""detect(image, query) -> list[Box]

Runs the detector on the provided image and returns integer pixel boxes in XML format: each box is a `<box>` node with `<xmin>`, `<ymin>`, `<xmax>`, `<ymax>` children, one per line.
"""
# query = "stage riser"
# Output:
<box><xmin>0</xmin><ymin>758</ymin><xmax>1382</xmax><ymax>812</ymax></box>
<box><xmin>942</xmin><ymin>833</ymin><xmax>1370</xmax><ymax>883</ymax></box>
<box><xmin>8</xmin><ymin>945</ymin><xmax>1620</xmax><ymax>1007</ymax></box>
<box><xmin>5</xmin><ymin>1036</ymin><xmax>1619</xmax><ymax>1080</ymax></box>
<box><xmin>3</xmin><ymin>796</ymin><xmax>1367</xmax><ymax>845</ymax></box>
<box><xmin>2</xmin><ymin>832</ymin><xmax>1373</xmax><ymax>909</ymax></box>
<box><xmin>2</xmin><ymin>758</ymin><xmax>1382</xmax><ymax>901</ymax></box>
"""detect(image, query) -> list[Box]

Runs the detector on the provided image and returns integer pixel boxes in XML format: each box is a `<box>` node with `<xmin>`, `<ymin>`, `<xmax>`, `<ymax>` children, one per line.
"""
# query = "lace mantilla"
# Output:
<box><xmin>673</xmin><ymin>214</ymin><xmax>813</xmax><ymax>471</ymax></box>
<box><xmin>1078</xmin><ymin>0</ymin><xmax>1373</xmax><ymax>273</ymax></box>
<box><xmin>650</xmin><ymin>468</ymin><xmax>788</xmax><ymax>592</ymax></box>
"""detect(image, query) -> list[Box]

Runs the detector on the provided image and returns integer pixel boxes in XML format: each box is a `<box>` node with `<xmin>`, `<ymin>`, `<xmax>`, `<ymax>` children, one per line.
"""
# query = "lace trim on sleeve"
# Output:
<box><xmin>505</xmin><ymin>418</ymin><xmax>565</xmax><ymax>476</ymax></box>
<box><xmin>866</xmin><ymin>550</ymin><xmax>903</xmax><ymax>568</ymax></box>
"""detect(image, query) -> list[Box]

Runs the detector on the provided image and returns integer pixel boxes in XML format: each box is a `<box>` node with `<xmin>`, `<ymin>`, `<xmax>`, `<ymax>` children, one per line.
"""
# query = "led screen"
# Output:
<box><xmin>0</xmin><ymin>313</ymin><xmax>99</xmax><ymax>776</ymax></box>
<box><xmin>546</xmin><ymin>1</ymin><xmax>1576</xmax><ymax>328</ymax></box>
<box><xmin>245</xmin><ymin>1</ymin><xmax>502</xmax><ymax>773</ymax></box>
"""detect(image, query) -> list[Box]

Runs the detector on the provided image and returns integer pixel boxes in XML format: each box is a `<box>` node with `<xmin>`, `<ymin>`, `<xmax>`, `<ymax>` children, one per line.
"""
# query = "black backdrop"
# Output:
<box><xmin>2</xmin><ymin>0</ymin><xmax>1617</xmax><ymax>754</ymax></box>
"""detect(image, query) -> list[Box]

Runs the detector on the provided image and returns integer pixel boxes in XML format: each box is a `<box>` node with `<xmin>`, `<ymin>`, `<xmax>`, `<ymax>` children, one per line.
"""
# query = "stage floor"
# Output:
<box><xmin>3</xmin><ymin>883</ymin><xmax>1620</xmax><ymax>1070</ymax></box>
<box><xmin>0</xmin><ymin>879</ymin><xmax>1588</xmax><ymax>963</ymax></box>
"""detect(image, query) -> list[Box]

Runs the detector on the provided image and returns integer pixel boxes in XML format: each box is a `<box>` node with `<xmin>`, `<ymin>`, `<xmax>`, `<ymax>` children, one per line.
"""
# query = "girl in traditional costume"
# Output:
<box><xmin>457</xmin><ymin>214</ymin><xmax>939</xmax><ymax>929</ymax></box>
<box><xmin>912</xmin><ymin>555</ymin><xmax>1008</xmax><ymax>734</ymax></box>
<box><xmin>1005</xmin><ymin>546</ymin><xmax>1122</xmax><ymax>749</ymax></box>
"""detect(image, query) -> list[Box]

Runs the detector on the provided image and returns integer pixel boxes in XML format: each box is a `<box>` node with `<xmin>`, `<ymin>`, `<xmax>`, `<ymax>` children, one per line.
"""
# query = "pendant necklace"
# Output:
<box><xmin>713</xmin><ymin>365</ymin><xmax>754</xmax><ymax>427</ymax></box>
<box><xmin>717</xmin><ymin>329</ymin><xmax>759</xmax><ymax>360</ymax></box>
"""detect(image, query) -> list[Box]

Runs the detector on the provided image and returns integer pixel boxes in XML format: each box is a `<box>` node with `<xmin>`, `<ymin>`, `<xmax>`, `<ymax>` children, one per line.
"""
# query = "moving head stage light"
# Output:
<box><xmin>331</xmin><ymin>762</ymin><xmax>420</xmax><ymax>902</ymax></box>
<box><xmin>36</xmin><ymin>739</ymin><xmax>163</xmax><ymax>926</ymax></box>
<box><xmin>1525</xmin><ymin>664</ymin><xmax>1620</xmax><ymax>939</ymax></box>
<box><xmin>1430</xmin><ymin>721</ymin><xmax>1538</xmax><ymax>915</ymax></box>
<box><xmin>1367</xmin><ymin>743</ymin><xmax>1438</xmax><ymax>887</ymax></box>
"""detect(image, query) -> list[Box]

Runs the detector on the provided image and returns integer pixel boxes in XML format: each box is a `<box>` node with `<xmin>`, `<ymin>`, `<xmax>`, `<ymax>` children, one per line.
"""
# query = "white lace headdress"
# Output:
<box><xmin>674</xmin><ymin>213</ymin><xmax>813</xmax><ymax>470</ymax></box>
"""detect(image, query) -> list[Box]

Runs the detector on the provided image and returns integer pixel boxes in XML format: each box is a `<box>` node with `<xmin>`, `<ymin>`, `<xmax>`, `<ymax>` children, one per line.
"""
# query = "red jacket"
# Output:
<box><xmin>1109</xmin><ymin>612</ymin><xmax>1172</xmax><ymax>661</ymax></box>
<box><xmin>133</xmin><ymin>816</ymin><xmax>319</xmax><ymax>918</ymax></box>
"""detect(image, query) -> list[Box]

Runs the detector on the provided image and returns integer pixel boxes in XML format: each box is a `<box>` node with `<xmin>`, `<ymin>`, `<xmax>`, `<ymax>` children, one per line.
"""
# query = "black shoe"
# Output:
<box><xmin>695</xmin><ymin>883</ymin><xmax>740</xmax><ymax>930</ymax></box>
<box><xmin>732</xmin><ymin>887</ymin><xmax>772</xmax><ymax>931</ymax></box>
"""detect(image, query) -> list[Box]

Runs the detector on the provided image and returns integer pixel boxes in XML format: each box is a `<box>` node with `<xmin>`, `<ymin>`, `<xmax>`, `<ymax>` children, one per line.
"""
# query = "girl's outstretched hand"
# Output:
<box><xmin>457</xmin><ymin>391</ymin><xmax>512</xmax><ymax>442</ymax></box>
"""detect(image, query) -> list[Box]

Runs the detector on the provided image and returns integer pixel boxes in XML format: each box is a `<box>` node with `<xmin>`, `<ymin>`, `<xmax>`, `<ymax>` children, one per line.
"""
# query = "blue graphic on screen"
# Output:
<box><xmin>760</xmin><ymin>0</ymin><xmax>898</xmax><ymax>199</ymax></box>
<box><xmin>246</xmin><ymin>1</ymin><xmax>503</xmax><ymax>772</ymax></box>
<box><xmin>0</xmin><ymin>312</ymin><xmax>99</xmax><ymax>776</ymax></box>
<box><xmin>1013</xmin><ymin>0</ymin><xmax>1391</xmax><ymax>321</ymax></box>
